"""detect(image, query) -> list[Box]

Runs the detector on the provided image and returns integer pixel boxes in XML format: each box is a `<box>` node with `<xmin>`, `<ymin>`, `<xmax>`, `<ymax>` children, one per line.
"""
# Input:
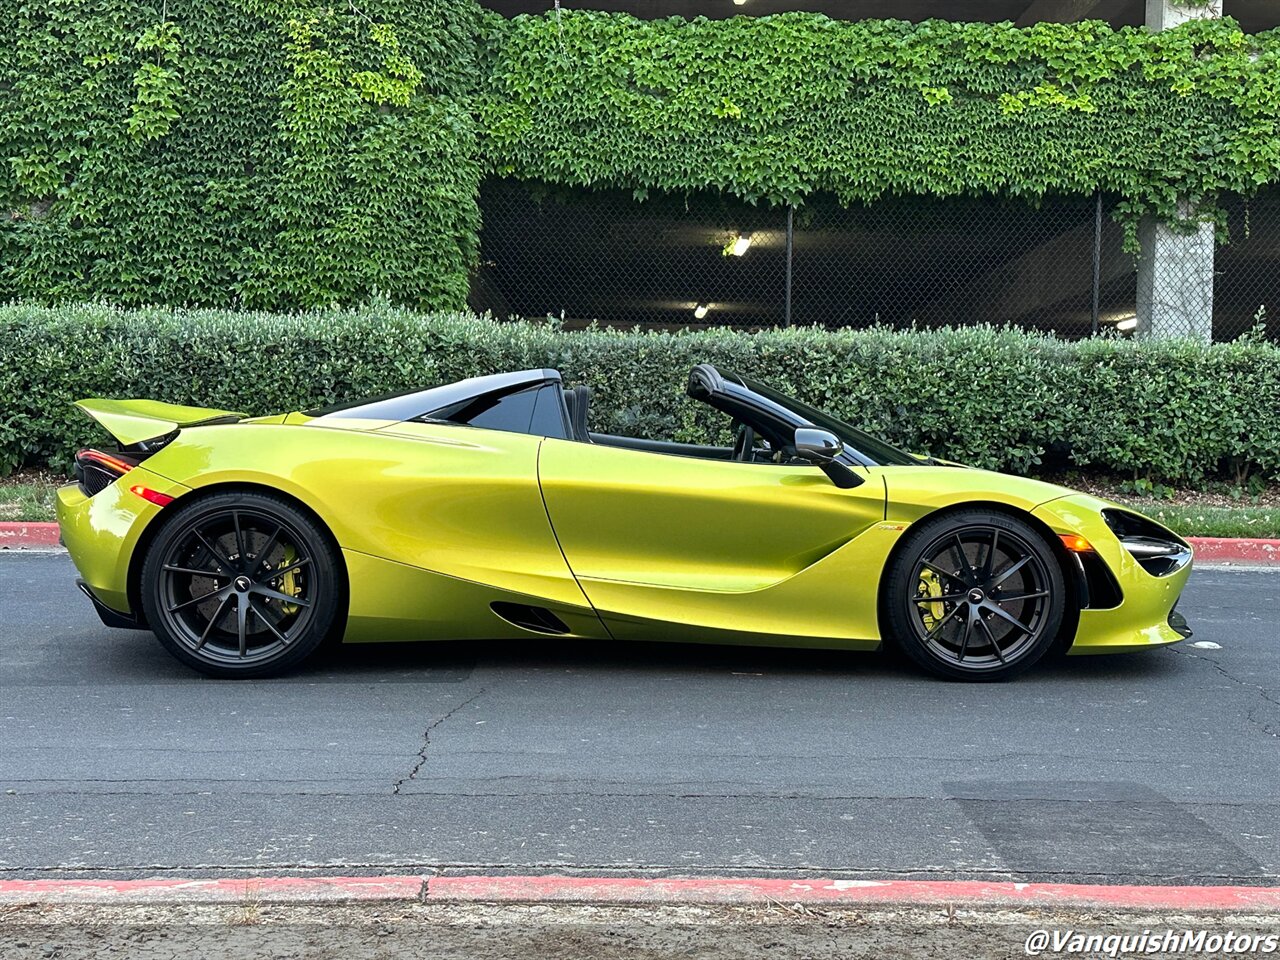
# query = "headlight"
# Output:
<box><xmin>1101</xmin><ymin>509</ymin><xmax>1192</xmax><ymax>577</ymax></box>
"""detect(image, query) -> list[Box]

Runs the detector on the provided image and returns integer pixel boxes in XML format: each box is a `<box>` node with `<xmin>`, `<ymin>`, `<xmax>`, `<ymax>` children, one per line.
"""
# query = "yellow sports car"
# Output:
<box><xmin>57</xmin><ymin>365</ymin><xmax>1193</xmax><ymax>680</ymax></box>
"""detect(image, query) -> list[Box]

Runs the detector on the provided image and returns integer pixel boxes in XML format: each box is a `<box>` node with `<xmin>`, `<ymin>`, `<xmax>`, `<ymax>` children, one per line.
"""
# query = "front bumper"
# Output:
<box><xmin>1032</xmin><ymin>495</ymin><xmax>1193</xmax><ymax>654</ymax></box>
<box><xmin>56</xmin><ymin>468</ymin><xmax>191</xmax><ymax>619</ymax></box>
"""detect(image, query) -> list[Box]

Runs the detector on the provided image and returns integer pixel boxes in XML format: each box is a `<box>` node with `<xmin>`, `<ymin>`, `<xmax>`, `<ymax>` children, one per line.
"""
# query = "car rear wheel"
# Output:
<box><xmin>140</xmin><ymin>491</ymin><xmax>341</xmax><ymax>678</ymax></box>
<box><xmin>884</xmin><ymin>510</ymin><xmax>1065</xmax><ymax>681</ymax></box>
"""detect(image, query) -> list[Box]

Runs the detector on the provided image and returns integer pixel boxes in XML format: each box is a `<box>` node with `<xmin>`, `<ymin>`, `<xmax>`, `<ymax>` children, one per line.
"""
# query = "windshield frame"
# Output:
<box><xmin>732</xmin><ymin>374</ymin><xmax>920</xmax><ymax>467</ymax></box>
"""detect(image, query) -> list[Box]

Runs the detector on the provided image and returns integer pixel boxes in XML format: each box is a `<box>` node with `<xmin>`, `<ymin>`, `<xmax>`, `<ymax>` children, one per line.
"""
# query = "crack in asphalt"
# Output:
<box><xmin>1171</xmin><ymin>645</ymin><xmax>1280</xmax><ymax>739</ymax></box>
<box><xmin>391</xmin><ymin>688</ymin><xmax>487</xmax><ymax>795</ymax></box>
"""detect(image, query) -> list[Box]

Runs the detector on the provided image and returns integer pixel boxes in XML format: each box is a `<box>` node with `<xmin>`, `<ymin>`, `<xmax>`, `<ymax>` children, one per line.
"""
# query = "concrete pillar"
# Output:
<box><xmin>1136</xmin><ymin>0</ymin><xmax>1220</xmax><ymax>340</ymax></box>
<box><xmin>1146</xmin><ymin>0</ymin><xmax>1222</xmax><ymax>30</ymax></box>
<box><xmin>1135</xmin><ymin>208</ymin><xmax>1216</xmax><ymax>341</ymax></box>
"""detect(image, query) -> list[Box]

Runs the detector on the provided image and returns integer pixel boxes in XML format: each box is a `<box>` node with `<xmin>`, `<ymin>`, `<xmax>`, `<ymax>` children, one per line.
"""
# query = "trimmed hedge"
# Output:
<box><xmin>3</xmin><ymin>303</ymin><xmax>1278</xmax><ymax>485</ymax></box>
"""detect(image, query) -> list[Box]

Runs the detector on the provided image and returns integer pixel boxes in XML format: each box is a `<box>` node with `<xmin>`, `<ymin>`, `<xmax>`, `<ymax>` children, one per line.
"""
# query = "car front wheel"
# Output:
<box><xmin>884</xmin><ymin>510</ymin><xmax>1066</xmax><ymax>681</ymax></box>
<box><xmin>140</xmin><ymin>491</ymin><xmax>341</xmax><ymax>678</ymax></box>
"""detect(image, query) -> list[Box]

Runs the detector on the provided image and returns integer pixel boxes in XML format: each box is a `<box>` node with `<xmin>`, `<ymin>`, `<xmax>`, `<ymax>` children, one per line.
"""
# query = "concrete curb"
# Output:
<box><xmin>427</xmin><ymin>876</ymin><xmax>1280</xmax><ymax>911</ymax></box>
<box><xmin>0</xmin><ymin>875</ymin><xmax>426</xmax><ymax>905</ymax></box>
<box><xmin>0</xmin><ymin>522</ymin><xmax>60</xmax><ymax>549</ymax></box>
<box><xmin>6</xmin><ymin>524</ymin><xmax>1280</xmax><ymax>565</ymax></box>
<box><xmin>1187</xmin><ymin>536</ymin><xmax>1280</xmax><ymax>565</ymax></box>
<box><xmin>3</xmin><ymin>875</ymin><xmax>1280</xmax><ymax>911</ymax></box>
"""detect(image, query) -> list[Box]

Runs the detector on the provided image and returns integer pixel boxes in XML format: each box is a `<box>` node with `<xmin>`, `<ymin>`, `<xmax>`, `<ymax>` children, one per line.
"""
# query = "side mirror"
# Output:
<box><xmin>794</xmin><ymin>428</ymin><xmax>863</xmax><ymax>489</ymax></box>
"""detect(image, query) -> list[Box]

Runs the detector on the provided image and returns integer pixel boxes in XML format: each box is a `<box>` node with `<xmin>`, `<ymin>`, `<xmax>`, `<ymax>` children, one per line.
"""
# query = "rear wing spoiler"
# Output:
<box><xmin>75</xmin><ymin>398</ymin><xmax>246</xmax><ymax>446</ymax></box>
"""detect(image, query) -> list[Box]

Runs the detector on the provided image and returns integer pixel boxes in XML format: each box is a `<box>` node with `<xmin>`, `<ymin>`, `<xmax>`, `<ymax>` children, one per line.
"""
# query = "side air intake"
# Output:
<box><xmin>489</xmin><ymin>602</ymin><xmax>571</xmax><ymax>636</ymax></box>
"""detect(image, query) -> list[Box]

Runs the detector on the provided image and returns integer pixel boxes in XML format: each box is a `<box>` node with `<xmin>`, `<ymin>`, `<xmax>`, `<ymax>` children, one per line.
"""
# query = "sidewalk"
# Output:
<box><xmin>3</xmin><ymin>877</ymin><xmax>1279</xmax><ymax>960</ymax></box>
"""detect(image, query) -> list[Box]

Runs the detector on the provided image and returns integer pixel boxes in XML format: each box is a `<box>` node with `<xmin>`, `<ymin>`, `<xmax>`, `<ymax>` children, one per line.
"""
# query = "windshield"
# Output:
<box><xmin>739</xmin><ymin>376</ymin><xmax>920</xmax><ymax>466</ymax></box>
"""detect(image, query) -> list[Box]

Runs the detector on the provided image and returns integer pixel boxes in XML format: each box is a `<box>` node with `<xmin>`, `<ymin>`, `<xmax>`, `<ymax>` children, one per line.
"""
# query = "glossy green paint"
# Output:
<box><xmin>1033</xmin><ymin>494</ymin><xmax>1191</xmax><ymax>653</ymax></box>
<box><xmin>539</xmin><ymin>438</ymin><xmax>889</xmax><ymax>647</ymax></box>
<box><xmin>58</xmin><ymin>399</ymin><xmax>1191</xmax><ymax>655</ymax></box>
<box><xmin>55</xmin><ymin>466</ymin><xmax>191</xmax><ymax>612</ymax></box>
<box><xmin>75</xmin><ymin>398</ymin><xmax>246</xmax><ymax>446</ymax></box>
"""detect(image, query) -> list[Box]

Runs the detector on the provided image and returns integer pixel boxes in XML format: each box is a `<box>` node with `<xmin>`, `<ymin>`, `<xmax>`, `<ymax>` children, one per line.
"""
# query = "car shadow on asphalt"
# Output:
<box><xmin>26</xmin><ymin>624</ymin><xmax>1195</xmax><ymax>687</ymax></box>
<box><xmin>297</xmin><ymin>633</ymin><xmax>1194</xmax><ymax>687</ymax></box>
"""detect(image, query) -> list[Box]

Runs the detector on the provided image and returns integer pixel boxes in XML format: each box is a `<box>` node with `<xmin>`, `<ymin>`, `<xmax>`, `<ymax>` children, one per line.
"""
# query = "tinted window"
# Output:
<box><xmin>430</xmin><ymin>385</ymin><xmax>568</xmax><ymax>439</ymax></box>
<box><xmin>529</xmin><ymin>385</ymin><xmax>570</xmax><ymax>439</ymax></box>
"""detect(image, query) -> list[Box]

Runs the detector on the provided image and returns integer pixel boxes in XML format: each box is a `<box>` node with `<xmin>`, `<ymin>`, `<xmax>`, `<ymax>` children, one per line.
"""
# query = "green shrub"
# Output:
<box><xmin>3</xmin><ymin>303</ymin><xmax>1279</xmax><ymax>486</ymax></box>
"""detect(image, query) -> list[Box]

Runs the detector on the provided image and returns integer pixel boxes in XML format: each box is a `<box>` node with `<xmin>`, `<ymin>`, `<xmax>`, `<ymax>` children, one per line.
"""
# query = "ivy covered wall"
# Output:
<box><xmin>3</xmin><ymin>4</ymin><xmax>1279</xmax><ymax>310</ymax></box>
<box><xmin>478</xmin><ymin>12</ymin><xmax>1280</xmax><ymax>242</ymax></box>
<box><xmin>0</xmin><ymin>0</ymin><xmax>483</xmax><ymax>310</ymax></box>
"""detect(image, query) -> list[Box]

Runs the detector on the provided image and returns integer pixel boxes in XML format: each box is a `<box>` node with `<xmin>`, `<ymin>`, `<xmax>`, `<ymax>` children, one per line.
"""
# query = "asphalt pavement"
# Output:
<box><xmin>1</xmin><ymin>552</ymin><xmax>1277</xmax><ymax>884</ymax></box>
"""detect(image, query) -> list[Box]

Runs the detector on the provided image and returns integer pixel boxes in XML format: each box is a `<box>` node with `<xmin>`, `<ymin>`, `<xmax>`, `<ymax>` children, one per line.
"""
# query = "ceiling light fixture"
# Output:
<box><xmin>729</xmin><ymin>233</ymin><xmax>753</xmax><ymax>257</ymax></box>
<box><xmin>1116</xmin><ymin>316</ymin><xmax>1138</xmax><ymax>332</ymax></box>
<box><xmin>694</xmin><ymin>303</ymin><xmax>710</xmax><ymax>319</ymax></box>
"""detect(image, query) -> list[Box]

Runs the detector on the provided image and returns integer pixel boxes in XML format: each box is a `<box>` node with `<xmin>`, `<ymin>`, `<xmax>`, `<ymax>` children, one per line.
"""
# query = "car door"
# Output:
<box><xmin>538</xmin><ymin>438</ymin><xmax>889</xmax><ymax>646</ymax></box>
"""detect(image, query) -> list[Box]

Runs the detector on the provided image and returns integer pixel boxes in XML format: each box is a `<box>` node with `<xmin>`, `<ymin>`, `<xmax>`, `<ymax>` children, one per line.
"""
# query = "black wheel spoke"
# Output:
<box><xmin>254</xmin><ymin>525</ymin><xmax>282</xmax><ymax>569</ymax></box>
<box><xmin>956</xmin><ymin>610</ymin><xmax>974</xmax><ymax>661</ymax></box>
<box><xmin>977</xmin><ymin>617</ymin><xmax>1007</xmax><ymax>664</ymax></box>
<box><xmin>233</xmin><ymin>511</ymin><xmax>246</xmax><ymax>565</ymax></box>
<box><xmin>920</xmin><ymin>561</ymin><xmax>969</xmax><ymax>588</ymax></box>
<box><xmin>195</xmin><ymin>594</ymin><xmax>233</xmax><ymax>650</ymax></box>
<box><xmin>980</xmin><ymin>530</ymin><xmax>999</xmax><ymax>582</ymax></box>
<box><xmin>249</xmin><ymin>599</ymin><xmax>290</xmax><ymax>645</ymax></box>
<box><xmin>913</xmin><ymin>593</ymin><xmax>968</xmax><ymax>605</ymax></box>
<box><xmin>263</xmin><ymin>557</ymin><xmax>311</xmax><ymax>582</ymax></box>
<box><xmin>251</xmin><ymin>585</ymin><xmax>312</xmax><ymax>607</ymax></box>
<box><xmin>236</xmin><ymin>594</ymin><xmax>248</xmax><ymax>657</ymax></box>
<box><xmin>168</xmin><ymin>584</ymin><xmax>229</xmax><ymax>614</ymax></box>
<box><xmin>985</xmin><ymin>602</ymin><xmax>1033</xmax><ymax>637</ymax></box>
<box><xmin>992</xmin><ymin>589</ymin><xmax>1049</xmax><ymax>604</ymax></box>
<box><xmin>924</xmin><ymin>603</ymin><xmax>963</xmax><ymax>640</ymax></box>
<box><xmin>989</xmin><ymin>555</ymin><xmax>1031</xmax><ymax>589</ymax></box>
<box><xmin>951</xmin><ymin>536</ymin><xmax>978</xmax><ymax>585</ymax></box>
<box><xmin>193</xmin><ymin>531</ymin><xmax>235</xmax><ymax>574</ymax></box>
<box><xmin>163</xmin><ymin>564</ymin><xmax>222</xmax><ymax>578</ymax></box>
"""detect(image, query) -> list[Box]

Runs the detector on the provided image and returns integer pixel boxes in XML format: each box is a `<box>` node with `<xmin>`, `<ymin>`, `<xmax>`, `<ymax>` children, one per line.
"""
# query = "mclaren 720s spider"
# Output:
<box><xmin>57</xmin><ymin>364</ymin><xmax>1193</xmax><ymax>680</ymax></box>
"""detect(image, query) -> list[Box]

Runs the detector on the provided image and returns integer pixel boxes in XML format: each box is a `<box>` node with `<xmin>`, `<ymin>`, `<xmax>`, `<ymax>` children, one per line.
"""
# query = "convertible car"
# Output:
<box><xmin>57</xmin><ymin>365</ymin><xmax>1193</xmax><ymax>680</ymax></box>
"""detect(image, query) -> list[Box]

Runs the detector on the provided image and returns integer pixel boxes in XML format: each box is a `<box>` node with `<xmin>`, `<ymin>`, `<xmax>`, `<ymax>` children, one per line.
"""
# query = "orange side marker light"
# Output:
<box><xmin>1059</xmin><ymin>534</ymin><xmax>1094</xmax><ymax>553</ymax></box>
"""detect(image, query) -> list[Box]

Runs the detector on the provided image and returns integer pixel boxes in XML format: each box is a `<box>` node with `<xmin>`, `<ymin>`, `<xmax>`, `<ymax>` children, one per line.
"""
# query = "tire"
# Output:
<box><xmin>883</xmin><ymin>509</ymin><xmax>1065</xmax><ymax>681</ymax></box>
<box><xmin>140</xmin><ymin>490</ymin><xmax>342</xmax><ymax>678</ymax></box>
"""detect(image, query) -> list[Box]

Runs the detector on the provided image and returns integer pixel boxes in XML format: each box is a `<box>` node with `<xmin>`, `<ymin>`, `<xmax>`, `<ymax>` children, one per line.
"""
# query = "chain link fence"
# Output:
<box><xmin>471</xmin><ymin>179</ymin><xmax>1278</xmax><ymax>341</ymax></box>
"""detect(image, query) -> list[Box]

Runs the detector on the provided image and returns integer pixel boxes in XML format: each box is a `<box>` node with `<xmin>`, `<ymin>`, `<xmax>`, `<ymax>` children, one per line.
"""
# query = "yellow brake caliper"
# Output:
<box><xmin>276</xmin><ymin>544</ymin><xmax>301</xmax><ymax>616</ymax></box>
<box><xmin>917</xmin><ymin>568</ymin><xmax>946</xmax><ymax>630</ymax></box>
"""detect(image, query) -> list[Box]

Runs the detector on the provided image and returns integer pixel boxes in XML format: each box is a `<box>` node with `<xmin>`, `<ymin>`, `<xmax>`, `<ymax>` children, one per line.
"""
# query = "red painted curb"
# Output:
<box><xmin>2</xmin><ymin>523</ymin><xmax>1277</xmax><ymax>564</ymax></box>
<box><xmin>427</xmin><ymin>876</ymin><xmax>1280</xmax><ymax>911</ymax></box>
<box><xmin>0</xmin><ymin>875</ymin><xmax>426</xmax><ymax>904</ymax></box>
<box><xmin>1187</xmin><ymin>536</ymin><xmax>1280</xmax><ymax>565</ymax></box>
<box><xmin>3</xmin><ymin>875</ymin><xmax>1279</xmax><ymax>911</ymax></box>
<box><xmin>0</xmin><ymin>522</ymin><xmax>60</xmax><ymax>548</ymax></box>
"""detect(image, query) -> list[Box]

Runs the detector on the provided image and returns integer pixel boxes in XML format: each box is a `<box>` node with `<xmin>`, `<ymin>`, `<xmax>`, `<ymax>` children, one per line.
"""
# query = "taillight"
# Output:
<box><xmin>129</xmin><ymin>485</ymin><xmax>175</xmax><ymax>507</ymax></box>
<box><xmin>75</xmin><ymin>448</ymin><xmax>138</xmax><ymax>496</ymax></box>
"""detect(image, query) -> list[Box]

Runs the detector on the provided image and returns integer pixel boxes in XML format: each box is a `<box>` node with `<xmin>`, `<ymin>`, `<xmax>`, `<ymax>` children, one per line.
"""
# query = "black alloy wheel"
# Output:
<box><xmin>140</xmin><ymin>491</ymin><xmax>341</xmax><ymax>678</ymax></box>
<box><xmin>885</xmin><ymin>510</ymin><xmax>1066</xmax><ymax>681</ymax></box>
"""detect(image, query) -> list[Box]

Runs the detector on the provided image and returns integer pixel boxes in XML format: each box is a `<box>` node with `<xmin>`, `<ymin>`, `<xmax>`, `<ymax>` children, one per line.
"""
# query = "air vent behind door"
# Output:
<box><xmin>490</xmin><ymin>602</ymin><xmax>571</xmax><ymax>636</ymax></box>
